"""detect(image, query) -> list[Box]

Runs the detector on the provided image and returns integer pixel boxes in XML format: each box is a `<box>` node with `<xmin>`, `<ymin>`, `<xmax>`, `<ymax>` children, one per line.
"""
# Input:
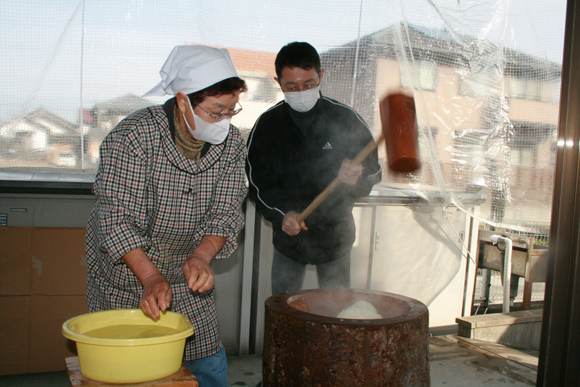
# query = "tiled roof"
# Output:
<box><xmin>226</xmin><ymin>47</ymin><xmax>277</xmax><ymax>76</ymax></box>
<box><xmin>185</xmin><ymin>43</ymin><xmax>277</xmax><ymax>77</ymax></box>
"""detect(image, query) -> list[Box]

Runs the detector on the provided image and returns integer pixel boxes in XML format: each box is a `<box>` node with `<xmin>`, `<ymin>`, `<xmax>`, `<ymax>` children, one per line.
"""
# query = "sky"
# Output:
<box><xmin>0</xmin><ymin>0</ymin><xmax>568</xmax><ymax>122</ymax></box>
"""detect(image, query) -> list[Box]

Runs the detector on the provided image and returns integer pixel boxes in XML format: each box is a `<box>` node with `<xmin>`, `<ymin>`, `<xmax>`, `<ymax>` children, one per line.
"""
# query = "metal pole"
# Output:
<box><xmin>238</xmin><ymin>200</ymin><xmax>256</xmax><ymax>355</ymax></box>
<box><xmin>490</xmin><ymin>235</ymin><xmax>513</xmax><ymax>313</ymax></box>
<box><xmin>349</xmin><ymin>0</ymin><xmax>363</xmax><ymax>107</ymax></box>
<box><xmin>366</xmin><ymin>205</ymin><xmax>377</xmax><ymax>290</ymax></box>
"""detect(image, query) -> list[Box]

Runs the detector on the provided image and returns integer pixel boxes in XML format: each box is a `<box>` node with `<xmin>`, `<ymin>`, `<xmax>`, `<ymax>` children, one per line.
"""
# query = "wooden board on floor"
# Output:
<box><xmin>65</xmin><ymin>357</ymin><xmax>198</xmax><ymax>386</ymax></box>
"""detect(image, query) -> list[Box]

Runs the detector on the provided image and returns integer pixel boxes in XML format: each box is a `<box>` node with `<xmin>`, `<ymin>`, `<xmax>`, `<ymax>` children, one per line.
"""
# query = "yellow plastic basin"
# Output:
<box><xmin>62</xmin><ymin>309</ymin><xmax>194</xmax><ymax>383</ymax></box>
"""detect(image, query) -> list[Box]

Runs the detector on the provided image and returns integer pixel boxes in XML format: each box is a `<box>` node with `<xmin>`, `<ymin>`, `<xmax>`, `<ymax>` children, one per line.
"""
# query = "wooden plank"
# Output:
<box><xmin>65</xmin><ymin>357</ymin><xmax>198</xmax><ymax>387</ymax></box>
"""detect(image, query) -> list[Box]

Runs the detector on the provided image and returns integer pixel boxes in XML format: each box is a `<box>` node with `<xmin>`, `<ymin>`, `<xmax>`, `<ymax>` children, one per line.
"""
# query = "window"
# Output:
<box><xmin>510</xmin><ymin>148</ymin><xmax>534</xmax><ymax>166</ymax></box>
<box><xmin>400</xmin><ymin>61</ymin><xmax>438</xmax><ymax>91</ymax></box>
<box><xmin>419</xmin><ymin>126</ymin><xmax>438</xmax><ymax>158</ymax></box>
<box><xmin>547</xmin><ymin>80</ymin><xmax>562</xmax><ymax>104</ymax></box>
<box><xmin>458</xmin><ymin>72</ymin><xmax>502</xmax><ymax>98</ymax></box>
<box><xmin>509</xmin><ymin>77</ymin><xmax>542</xmax><ymax>101</ymax></box>
<box><xmin>453</xmin><ymin>129</ymin><xmax>490</xmax><ymax>184</ymax></box>
<box><xmin>0</xmin><ymin>1</ymin><xmax>564</xmax><ymax>200</ymax></box>
<box><xmin>240</xmin><ymin>76</ymin><xmax>282</xmax><ymax>103</ymax></box>
<box><xmin>56</xmin><ymin>151</ymin><xmax>77</xmax><ymax>167</ymax></box>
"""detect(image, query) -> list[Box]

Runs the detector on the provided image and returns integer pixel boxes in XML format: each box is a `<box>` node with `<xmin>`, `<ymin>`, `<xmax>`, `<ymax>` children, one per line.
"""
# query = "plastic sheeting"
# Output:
<box><xmin>0</xmin><ymin>0</ymin><xmax>566</xmax><ymax>234</ymax></box>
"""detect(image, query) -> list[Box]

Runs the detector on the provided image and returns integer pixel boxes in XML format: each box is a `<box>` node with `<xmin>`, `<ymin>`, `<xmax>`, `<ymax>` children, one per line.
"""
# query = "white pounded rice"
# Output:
<box><xmin>337</xmin><ymin>300</ymin><xmax>382</xmax><ymax>319</ymax></box>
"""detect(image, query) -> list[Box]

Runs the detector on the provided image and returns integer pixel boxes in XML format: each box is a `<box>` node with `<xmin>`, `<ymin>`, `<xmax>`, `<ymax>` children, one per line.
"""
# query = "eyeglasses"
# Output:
<box><xmin>283</xmin><ymin>83</ymin><xmax>320</xmax><ymax>93</ymax></box>
<box><xmin>197</xmin><ymin>102</ymin><xmax>243</xmax><ymax>121</ymax></box>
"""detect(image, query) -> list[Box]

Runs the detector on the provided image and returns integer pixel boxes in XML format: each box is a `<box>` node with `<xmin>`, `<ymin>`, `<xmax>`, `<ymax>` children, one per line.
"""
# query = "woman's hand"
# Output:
<box><xmin>122</xmin><ymin>248</ymin><xmax>172</xmax><ymax>320</ymax></box>
<box><xmin>140</xmin><ymin>271</ymin><xmax>172</xmax><ymax>319</ymax></box>
<box><xmin>182</xmin><ymin>253</ymin><xmax>215</xmax><ymax>293</ymax></box>
<box><xmin>181</xmin><ymin>236</ymin><xmax>224</xmax><ymax>293</ymax></box>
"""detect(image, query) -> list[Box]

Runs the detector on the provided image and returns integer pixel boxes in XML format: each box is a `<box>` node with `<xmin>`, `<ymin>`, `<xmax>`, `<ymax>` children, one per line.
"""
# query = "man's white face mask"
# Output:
<box><xmin>183</xmin><ymin>99</ymin><xmax>230</xmax><ymax>145</ymax></box>
<box><xmin>284</xmin><ymin>87</ymin><xmax>320</xmax><ymax>112</ymax></box>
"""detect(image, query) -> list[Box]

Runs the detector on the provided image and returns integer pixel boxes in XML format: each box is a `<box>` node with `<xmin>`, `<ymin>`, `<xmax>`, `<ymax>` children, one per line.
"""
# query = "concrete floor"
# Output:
<box><xmin>0</xmin><ymin>335</ymin><xmax>537</xmax><ymax>386</ymax></box>
<box><xmin>429</xmin><ymin>335</ymin><xmax>536</xmax><ymax>386</ymax></box>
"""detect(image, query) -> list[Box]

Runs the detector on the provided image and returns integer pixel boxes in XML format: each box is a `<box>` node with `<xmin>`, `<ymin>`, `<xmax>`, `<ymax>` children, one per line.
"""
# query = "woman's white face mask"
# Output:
<box><xmin>183</xmin><ymin>99</ymin><xmax>230</xmax><ymax>145</ymax></box>
<box><xmin>284</xmin><ymin>87</ymin><xmax>320</xmax><ymax>112</ymax></box>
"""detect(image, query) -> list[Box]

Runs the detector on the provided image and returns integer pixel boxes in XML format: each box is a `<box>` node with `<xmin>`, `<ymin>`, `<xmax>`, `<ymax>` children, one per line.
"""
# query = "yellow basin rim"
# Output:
<box><xmin>62</xmin><ymin>309</ymin><xmax>194</xmax><ymax>347</ymax></box>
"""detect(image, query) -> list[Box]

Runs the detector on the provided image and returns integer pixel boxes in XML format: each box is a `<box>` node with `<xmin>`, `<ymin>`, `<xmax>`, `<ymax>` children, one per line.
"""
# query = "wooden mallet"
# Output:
<box><xmin>296</xmin><ymin>92</ymin><xmax>420</xmax><ymax>224</ymax></box>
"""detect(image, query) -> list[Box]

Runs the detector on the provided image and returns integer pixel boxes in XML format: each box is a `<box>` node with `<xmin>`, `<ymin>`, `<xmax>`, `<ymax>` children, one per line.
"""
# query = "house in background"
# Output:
<box><xmin>0</xmin><ymin>47</ymin><xmax>285</xmax><ymax>172</ymax></box>
<box><xmin>227</xmin><ymin>47</ymin><xmax>283</xmax><ymax>142</ymax></box>
<box><xmin>0</xmin><ymin>32</ymin><xmax>561</xmax><ymax>211</ymax></box>
<box><xmin>321</xmin><ymin>24</ymin><xmax>561</xmax><ymax>227</ymax></box>
<box><xmin>0</xmin><ymin>108</ymin><xmax>80</xmax><ymax>169</ymax></box>
<box><xmin>86</xmin><ymin>48</ymin><xmax>283</xmax><ymax>152</ymax></box>
<box><xmin>86</xmin><ymin>94</ymin><xmax>154</xmax><ymax>167</ymax></box>
<box><xmin>0</xmin><ymin>95</ymin><xmax>154</xmax><ymax>171</ymax></box>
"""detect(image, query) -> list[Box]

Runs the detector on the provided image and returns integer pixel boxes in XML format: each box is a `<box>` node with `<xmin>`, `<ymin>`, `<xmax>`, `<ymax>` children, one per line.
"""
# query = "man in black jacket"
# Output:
<box><xmin>246</xmin><ymin>42</ymin><xmax>381</xmax><ymax>295</ymax></box>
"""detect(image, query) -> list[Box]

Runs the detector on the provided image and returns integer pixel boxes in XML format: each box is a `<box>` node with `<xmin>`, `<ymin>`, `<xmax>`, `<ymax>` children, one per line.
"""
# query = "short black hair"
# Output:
<box><xmin>188</xmin><ymin>77</ymin><xmax>247</xmax><ymax>107</ymax></box>
<box><xmin>275</xmin><ymin>42</ymin><xmax>321</xmax><ymax>80</ymax></box>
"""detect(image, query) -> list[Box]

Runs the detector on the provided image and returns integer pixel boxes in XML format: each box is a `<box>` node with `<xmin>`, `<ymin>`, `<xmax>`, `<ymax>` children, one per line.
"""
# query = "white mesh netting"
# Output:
<box><xmin>0</xmin><ymin>0</ymin><xmax>566</xmax><ymax>233</ymax></box>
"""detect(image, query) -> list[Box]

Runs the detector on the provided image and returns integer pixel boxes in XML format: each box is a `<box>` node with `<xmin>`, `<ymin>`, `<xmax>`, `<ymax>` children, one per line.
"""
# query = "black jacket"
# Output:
<box><xmin>246</xmin><ymin>96</ymin><xmax>382</xmax><ymax>264</ymax></box>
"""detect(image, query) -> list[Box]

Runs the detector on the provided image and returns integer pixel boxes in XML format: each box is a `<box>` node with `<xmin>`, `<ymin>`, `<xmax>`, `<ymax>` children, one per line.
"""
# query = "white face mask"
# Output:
<box><xmin>183</xmin><ymin>99</ymin><xmax>230</xmax><ymax>145</ymax></box>
<box><xmin>284</xmin><ymin>87</ymin><xmax>320</xmax><ymax>112</ymax></box>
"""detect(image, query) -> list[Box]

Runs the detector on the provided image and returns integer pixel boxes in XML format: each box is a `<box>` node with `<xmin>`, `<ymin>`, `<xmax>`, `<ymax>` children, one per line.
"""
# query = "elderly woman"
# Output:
<box><xmin>85</xmin><ymin>45</ymin><xmax>247</xmax><ymax>386</ymax></box>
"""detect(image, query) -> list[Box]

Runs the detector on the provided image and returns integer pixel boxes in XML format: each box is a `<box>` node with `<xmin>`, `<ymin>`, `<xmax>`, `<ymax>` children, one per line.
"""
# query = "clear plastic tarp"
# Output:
<box><xmin>0</xmin><ymin>0</ymin><xmax>566</xmax><ymax>234</ymax></box>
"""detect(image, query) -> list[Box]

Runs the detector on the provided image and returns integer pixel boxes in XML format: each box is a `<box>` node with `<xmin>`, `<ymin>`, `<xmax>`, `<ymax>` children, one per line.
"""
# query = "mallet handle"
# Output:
<box><xmin>296</xmin><ymin>134</ymin><xmax>384</xmax><ymax>224</ymax></box>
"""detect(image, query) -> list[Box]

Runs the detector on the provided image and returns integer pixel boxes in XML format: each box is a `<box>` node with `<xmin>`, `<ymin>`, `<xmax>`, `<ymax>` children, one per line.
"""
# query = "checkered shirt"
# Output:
<box><xmin>86</xmin><ymin>105</ymin><xmax>247</xmax><ymax>361</ymax></box>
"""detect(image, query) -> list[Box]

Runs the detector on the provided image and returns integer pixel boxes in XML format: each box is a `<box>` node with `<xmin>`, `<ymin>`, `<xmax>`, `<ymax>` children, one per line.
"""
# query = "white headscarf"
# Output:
<box><xmin>143</xmin><ymin>45</ymin><xmax>238</xmax><ymax>97</ymax></box>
